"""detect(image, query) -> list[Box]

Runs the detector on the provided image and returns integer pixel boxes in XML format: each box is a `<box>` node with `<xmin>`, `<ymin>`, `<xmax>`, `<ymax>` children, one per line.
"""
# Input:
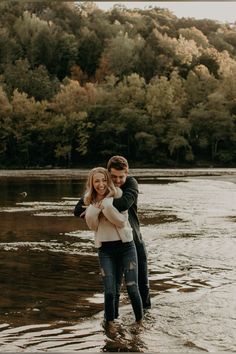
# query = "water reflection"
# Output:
<box><xmin>0</xmin><ymin>175</ymin><xmax>236</xmax><ymax>351</ymax></box>
<box><xmin>0</xmin><ymin>249</ymin><xmax>102</xmax><ymax>325</ymax></box>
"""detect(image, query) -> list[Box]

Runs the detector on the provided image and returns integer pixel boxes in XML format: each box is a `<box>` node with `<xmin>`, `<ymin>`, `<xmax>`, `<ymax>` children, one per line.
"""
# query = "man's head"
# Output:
<box><xmin>107</xmin><ymin>155</ymin><xmax>129</xmax><ymax>188</ymax></box>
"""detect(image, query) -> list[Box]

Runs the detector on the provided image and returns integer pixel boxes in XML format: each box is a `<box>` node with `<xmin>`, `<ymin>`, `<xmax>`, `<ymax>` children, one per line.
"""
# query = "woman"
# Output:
<box><xmin>84</xmin><ymin>167</ymin><xmax>143</xmax><ymax>334</ymax></box>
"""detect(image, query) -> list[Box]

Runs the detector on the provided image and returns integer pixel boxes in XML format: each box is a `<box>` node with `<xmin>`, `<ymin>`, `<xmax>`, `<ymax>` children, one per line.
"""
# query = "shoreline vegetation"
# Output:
<box><xmin>0</xmin><ymin>168</ymin><xmax>236</xmax><ymax>182</ymax></box>
<box><xmin>0</xmin><ymin>3</ymin><xmax>236</xmax><ymax>168</ymax></box>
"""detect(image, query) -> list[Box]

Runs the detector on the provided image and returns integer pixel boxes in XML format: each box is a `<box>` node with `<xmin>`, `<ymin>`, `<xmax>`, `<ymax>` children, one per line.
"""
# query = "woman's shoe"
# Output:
<box><xmin>102</xmin><ymin>320</ymin><xmax>118</xmax><ymax>338</ymax></box>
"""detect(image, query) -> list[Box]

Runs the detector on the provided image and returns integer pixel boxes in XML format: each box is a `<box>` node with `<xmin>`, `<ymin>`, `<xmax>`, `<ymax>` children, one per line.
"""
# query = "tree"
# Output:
<box><xmin>146</xmin><ymin>71</ymin><xmax>186</xmax><ymax>119</ymax></box>
<box><xmin>95</xmin><ymin>55</ymin><xmax>112</xmax><ymax>83</ymax></box>
<box><xmin>77</xmin><ymin>31</ymin><xmax>103</xmax><ymax>77</ymax></box>
<box><xmin>198</xmin><ymin>47</ymin><xmax>221</xmax><ymax>77</ymax></box>
<box><xmin>185</xmin><ymin>64</ymin><xmax>217</xmax><ymax>109</ymax></box>
<box><xmin>178</xmin><ymin>27</ymin><xmax>209</xmax><ymax>48</ymax></box>
<box><xmin>189</xmin><ymin>100</ymin><xmax>235</xmax><ymax>162</ymax></box>
<box><xmin>104</xmin><ymin>32</ymin><xmax>144</xmax><ymax>76</ymax></box>
<box><xmin>116</xmin><ymin>73</ymin><xmax>146</xmax><ymax>108</ymax></box>
<box><xmin>136</xmin><ymin>44</ymin><xmax>157</xmax><ymax>81</ymax></box>
<box><xmin>8</xmin><ymin>89</ymin><xmax>45</xmax><ymax>166</ymax></box>
<box><xmin>174</xmin><ymin>35</ymin><xmax>200</xmax><ymax>66</ymax></box>
<box><xmin>4</xmin><ymin>59</ymin><xmax>60</xmax><ymax>100</ymax></box>
<box><xmin>1</xmin><ymin>1</ymin><xmax>236</xmax><ymax>167</ymax></box>
<box><xmin>14</xmin><ymin>10</ymin><xmax>78</xmax><ymax>79</ymax></box>
<box><xmin>70</xmin><ymin>64</ymin><xmax>88</xmax><ymax>84</ymax></box>
<box><xmin>49</xmin><ymin>79</ymin><xmax>97</xmax><ymax>115</ymax></box>
<box><xmin>48</xmin><ymin>112</ymin><xmax>93</xmax><ymax>166</ymax></box>
<box><xmin>54</xmin><ymin>31</ymin><xmax>78</xmax><ymax>79</ymax></box>
<box><xmin>13</xmin><ymin>11</ymin><xmax>50</xmax><ymax>54</ymax></box>
<box><xmin>166</xmin><ymin>117</ymin><xmax>193</xmax><ymax>163</ymax></box>
<box><xmin>0</xmin><ymin>27</ymin><xmax>23</xmax><ymax>72</ymax></box>
<box><xmin>0</xmin><ymin>86</ymin><xmax>12</xmax><ymax>162</ymax></box>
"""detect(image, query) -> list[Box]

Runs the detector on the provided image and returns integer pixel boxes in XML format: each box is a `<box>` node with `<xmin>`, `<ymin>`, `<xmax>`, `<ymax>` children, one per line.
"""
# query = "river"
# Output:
<box><xmin>0</xmin><ymin>169</ymin><xmax>236</xmax><ymax>352</ymax></box>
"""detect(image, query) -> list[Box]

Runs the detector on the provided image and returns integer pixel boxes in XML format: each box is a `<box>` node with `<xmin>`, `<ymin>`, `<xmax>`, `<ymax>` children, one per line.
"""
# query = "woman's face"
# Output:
<box><xmin>92</xmin><ymin>172</ymin><xmax>108</xmax><ymax>198</ymax></box>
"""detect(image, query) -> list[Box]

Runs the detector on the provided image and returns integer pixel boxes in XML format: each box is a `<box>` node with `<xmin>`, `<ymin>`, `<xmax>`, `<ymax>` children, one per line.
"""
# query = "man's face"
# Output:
<box><xmin>109</xmin><ymin>168</ymin><xmax>128</xmax><ymax>188</ymax></box>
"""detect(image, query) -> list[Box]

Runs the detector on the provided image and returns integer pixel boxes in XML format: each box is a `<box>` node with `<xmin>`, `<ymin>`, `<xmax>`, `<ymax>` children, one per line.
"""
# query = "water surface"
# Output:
<box><xmin>0</xmin><ymin>173</ymin><xmax>236</xmax><ymax>352</ymax></box>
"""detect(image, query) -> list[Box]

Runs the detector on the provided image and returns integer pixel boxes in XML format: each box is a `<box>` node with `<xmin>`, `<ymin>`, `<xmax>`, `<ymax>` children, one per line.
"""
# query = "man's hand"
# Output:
<box><xmin>80</xmin><ymin>205</ymin><xmax>88</xmax><ymax>217</ymax></box>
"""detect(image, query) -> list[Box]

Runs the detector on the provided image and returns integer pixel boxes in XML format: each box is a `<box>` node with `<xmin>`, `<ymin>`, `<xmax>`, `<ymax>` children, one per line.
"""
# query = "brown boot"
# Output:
<box><xmin>102</xmin><ymin>320</ymin><xmax>118</xmax><ymax>338</ymax></box>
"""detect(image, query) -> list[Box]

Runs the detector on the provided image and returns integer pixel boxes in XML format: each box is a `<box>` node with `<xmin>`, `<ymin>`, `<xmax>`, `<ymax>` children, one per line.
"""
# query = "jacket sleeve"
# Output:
<box><xmin>102</xmin><ymin>198</ymin><xmax>127</xmax><ymax>228</ymax></box>
<box><xmin>112</xmin><ymin>177</ymin><xmax>138</xmax><ymax>212</ymax></box>
<box><xmin>85</xmin><ymin>205</ymin><xmax>101</xmax><ymax>231</ymax></box>
<box><xmin>74</xmin><ymin>197</ymin><xmax>86</xmax><ymax>218</ymax></box>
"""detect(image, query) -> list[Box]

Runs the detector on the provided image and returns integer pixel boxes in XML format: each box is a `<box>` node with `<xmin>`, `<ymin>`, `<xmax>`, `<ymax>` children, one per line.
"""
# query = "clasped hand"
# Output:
<box><xmin>93</xmin><ymin>201</ymin><xmax>104</xmax><ymax>209</ymax></box>
<box><xmin>79</xmin><ymin>200</ymin><xmax>104</xmax><ymax>217</ymax></box>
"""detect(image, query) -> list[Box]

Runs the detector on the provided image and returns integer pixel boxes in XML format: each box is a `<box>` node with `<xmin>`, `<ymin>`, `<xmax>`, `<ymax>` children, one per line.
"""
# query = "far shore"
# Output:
<box><xmin>0</xmin><ymin>168</ymin><xmax>236</xmax><ymax>183</ymax></box>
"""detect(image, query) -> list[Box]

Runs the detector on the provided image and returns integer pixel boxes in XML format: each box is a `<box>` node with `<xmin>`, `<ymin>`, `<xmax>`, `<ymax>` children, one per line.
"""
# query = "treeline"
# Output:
<box><xmin>0</xmin><ymin>1</ymin><xmax>236</xmax><ymax>167</ymax></box>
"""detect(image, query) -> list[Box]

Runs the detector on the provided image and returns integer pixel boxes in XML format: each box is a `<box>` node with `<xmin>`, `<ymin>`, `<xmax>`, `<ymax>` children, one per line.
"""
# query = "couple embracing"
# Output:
<box><xmin>74</xmin><ymin>156</ymin><xmax>151</xmax><ymax>334</ymax></box>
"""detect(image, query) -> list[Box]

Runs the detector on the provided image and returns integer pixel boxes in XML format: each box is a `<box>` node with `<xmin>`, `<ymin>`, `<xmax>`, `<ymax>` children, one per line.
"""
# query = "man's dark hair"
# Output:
<box><xmin>107</xmin><ymin>155</ymin><xmax>129</xmax><ymax>172</ymax></box>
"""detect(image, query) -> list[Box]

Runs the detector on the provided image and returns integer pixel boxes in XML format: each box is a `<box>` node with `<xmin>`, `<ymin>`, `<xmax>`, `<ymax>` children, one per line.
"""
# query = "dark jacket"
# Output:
<box><xmin>74</xmin><ymin>176</ymin><xmax>143</xmax><ymax>243</ymax></box>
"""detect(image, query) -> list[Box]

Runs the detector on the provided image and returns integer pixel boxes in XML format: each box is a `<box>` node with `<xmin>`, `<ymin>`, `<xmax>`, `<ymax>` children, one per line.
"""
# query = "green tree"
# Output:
<box><xmin>166</xmin><ymin>118</ymin><xmax>193</xmax><ymax>163</ymax></box>
<box><xmin>1</xmin><ymin>1</ymin><xmax>236</xmax><ymax>167</ymax></box>
<box><xmin>116</xmin><ymin>73</ymin><xmax>146</xmax><ymax>108</ymax></box>
<box><xmin>48</xmin><ymin>112</ymin><xmax>93</xmax><ymax>166</ymax></box>
<box><xmin>4</xmin><ymin>59</ymin><xmax>59</xmax><ymax>100</ymax></box>
<box><xmin>104</xmin><ymin>32</ymin><xmax>144</xmax><ymax>76</ymax></box>
<box><xmin>0</xmin><ymin>86</ymin><xmax>12</xmax><ymax>163</ymax></box>
<box><xmin>14</xmin><ymin>10</ymin><xmax>78</xmax><ymax>79</ymax></box>
<box><xmin>8</xmin><ymin>89</ymin><xmax>46</xmax><ymax>166</ymax></box>
<box><xmin>0</xmin><ymin>27</ymin><xmax>23</xmax><ymax>72</ymax></box>
<box><xmin>136</xmin><ymin>44</ymin><xmax>157</xmax><ymax>81</ymax></box>
<box><xmin>189</xmin><ymin>100</ymin><xmax>235</xmax><ymax>162</ymax></box>
<box><xmin>146</xmin><ymin>71</ymin><xmax>186</xmax><ymax>119</ymax></box>
<box><xmin>77</xmin><ymin>31</ymin><xmax>103</xmax><ymax>77</ymax></box>
<box><xmin>49</xmin><ymin>79</ymin><xmax>97</xmax><ymax>115</ymax></box>
<box><xmin>185</xmin><ymin>64</ymin><xmax>217</xmax><ymax>109</ymax></box>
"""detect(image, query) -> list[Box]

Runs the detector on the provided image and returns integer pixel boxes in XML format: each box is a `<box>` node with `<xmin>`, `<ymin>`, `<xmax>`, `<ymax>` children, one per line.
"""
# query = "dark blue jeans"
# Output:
<box><xmin>115</xmin><ymin>239</ymin><xmax>151</xmax><ymax>314</ymax></box>
<box><xmin>135</xmin><ymin>239</ymin><xmax>151</xmax><ymax>309</ymax></box>
<box><xmin>98</xmin><ymin>241</ymin><xmax>143</xmax><ymax>322</ymax></box>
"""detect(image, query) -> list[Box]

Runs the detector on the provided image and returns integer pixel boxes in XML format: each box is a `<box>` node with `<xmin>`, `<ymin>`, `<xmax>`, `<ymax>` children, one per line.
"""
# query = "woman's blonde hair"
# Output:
<box><xmin>84</xmin><ymin>167</ymin><xmax>116</xmax><ymax>205</ymax></box>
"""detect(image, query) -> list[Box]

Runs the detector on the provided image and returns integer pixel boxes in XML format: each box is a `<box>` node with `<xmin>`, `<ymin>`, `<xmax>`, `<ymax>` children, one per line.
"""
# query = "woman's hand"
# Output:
<box><xmin>93</xmin><ymin>201</ymin><xmax>104</xmax><ymax>209</ymax></box>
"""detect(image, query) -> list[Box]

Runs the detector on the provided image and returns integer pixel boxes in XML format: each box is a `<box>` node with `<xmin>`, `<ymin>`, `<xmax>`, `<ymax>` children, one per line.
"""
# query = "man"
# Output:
<box><xmin>74</xmin><ymin>155</ymin><xmax>151</xmax><ymax>312</ymax></box>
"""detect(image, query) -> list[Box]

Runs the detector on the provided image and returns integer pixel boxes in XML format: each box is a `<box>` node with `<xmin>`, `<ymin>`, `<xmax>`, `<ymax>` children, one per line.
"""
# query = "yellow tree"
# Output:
<box><xmin>49</xmin><ymin>79</ymin><xmax>97</xmax><ymax>115</ymax></box>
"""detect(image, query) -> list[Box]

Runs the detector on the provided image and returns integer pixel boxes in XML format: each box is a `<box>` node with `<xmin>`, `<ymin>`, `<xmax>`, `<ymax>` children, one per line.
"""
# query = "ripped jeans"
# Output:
<box><xmin>98</xmin><ymin>240</ymin><xmax>143</xmax><ymax>322</ymax></box>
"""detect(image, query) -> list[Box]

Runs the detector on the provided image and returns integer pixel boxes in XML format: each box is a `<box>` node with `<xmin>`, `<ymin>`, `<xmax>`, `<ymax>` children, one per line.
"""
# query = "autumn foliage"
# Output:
<box><xmin>0</xmin><ymin>2</ymin><xmax>235</xmax><ymax>167</ymax></box>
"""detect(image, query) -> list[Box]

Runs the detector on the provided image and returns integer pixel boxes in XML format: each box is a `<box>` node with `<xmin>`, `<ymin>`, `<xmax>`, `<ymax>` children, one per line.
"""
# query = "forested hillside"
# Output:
<box><xmin>0</xmin><ymin>1</ymin><xmax>236</xmax><ymax>167</ymax></box>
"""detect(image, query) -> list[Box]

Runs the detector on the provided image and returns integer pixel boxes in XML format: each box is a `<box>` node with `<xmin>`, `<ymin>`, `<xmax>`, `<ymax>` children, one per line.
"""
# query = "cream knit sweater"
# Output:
<box><xmin>85</xmin><ymin>188</ymin><xmax>133</xmax><ymax>248</ymax></box>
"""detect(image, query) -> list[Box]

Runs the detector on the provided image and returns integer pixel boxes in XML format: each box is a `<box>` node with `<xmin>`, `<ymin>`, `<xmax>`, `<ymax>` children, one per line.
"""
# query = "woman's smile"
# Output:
<box><xmin>93</xmin><ymin>172</ymin><xmax>108</xmax><ymax>198</ymax></box>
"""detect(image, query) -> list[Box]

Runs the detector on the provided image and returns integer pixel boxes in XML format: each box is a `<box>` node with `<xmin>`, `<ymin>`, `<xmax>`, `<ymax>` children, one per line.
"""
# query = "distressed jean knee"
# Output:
<box><xmin>126</xmin><ymin>281</ymin><xmax>139</xmax><ymax>296</ymax></box>
<box><xmin>128</xmin><ymin>260</ymin><xmax>137</xmax><ymax>271</ymax></box>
